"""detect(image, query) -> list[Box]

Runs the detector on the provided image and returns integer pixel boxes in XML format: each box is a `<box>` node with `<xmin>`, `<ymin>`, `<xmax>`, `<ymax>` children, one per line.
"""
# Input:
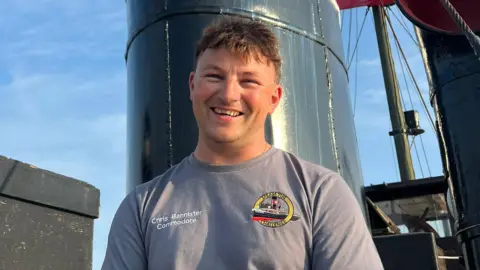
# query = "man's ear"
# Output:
<box><xmin>269</xmin><ymin>84</ymin><xmax>283</xmax><ymax>114</ymax></box>
<box><xmin>189</xmin><ymin>71</ymin><xmax>195</xmax><ymax>101</ymax></box>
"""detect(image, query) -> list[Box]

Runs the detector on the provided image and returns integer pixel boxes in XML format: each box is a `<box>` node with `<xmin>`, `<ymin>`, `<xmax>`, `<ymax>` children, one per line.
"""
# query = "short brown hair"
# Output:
<box><xmin>194</xmin><ymin>16</ymin><xmax>282</xmax><ymax>82</ymax></box>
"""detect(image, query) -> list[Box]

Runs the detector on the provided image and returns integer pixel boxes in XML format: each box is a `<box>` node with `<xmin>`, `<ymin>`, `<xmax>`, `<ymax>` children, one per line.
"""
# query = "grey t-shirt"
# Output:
<box><xmin>102</xmin><ymin>147</ymin><xmax>384</xmax><ymax>269</ymax></box>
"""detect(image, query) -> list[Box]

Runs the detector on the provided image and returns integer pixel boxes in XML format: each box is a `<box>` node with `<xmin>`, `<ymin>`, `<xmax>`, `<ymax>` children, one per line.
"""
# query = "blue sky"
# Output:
<box><xmin>0</xmin><ymin>1</ymin><xmax>442</xmax><ymax>269</ymax></box>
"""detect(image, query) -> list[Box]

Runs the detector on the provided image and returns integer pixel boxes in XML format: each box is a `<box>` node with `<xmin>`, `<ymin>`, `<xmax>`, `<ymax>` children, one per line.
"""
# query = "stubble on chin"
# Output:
<box><xmin>204</xmin><ymin>127</ymin><xmax>242</xmax><ymax>144</ymax></box>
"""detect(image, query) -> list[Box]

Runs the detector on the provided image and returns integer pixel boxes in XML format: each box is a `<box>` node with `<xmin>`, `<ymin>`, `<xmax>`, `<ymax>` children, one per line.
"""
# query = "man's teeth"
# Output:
<box><xmin>213</xmin><ymin>108</ymin><xmax>240</xmax><ymax>117</ymax></box>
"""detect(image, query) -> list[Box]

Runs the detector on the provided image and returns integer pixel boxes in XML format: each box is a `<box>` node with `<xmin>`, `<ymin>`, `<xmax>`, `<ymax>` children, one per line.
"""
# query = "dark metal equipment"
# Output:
<box><xmin>404</xmin><ymin>110</ymin><xmax>425</xmax><ymax>136</ymax></box>
<box><xmin>125</xmin><ymin>0</ymin><xmax>367</xmax><ymax>214</ymax></box>
<box><xmin>373</xmin><ymin>233</ymin><xmax>448</xmax><ymax>270</ymax></box>
<box><xmin>366</xmin><ymin>177</ymin><xmax>464</xmax><ymax>269</ymax></box>
<box><xmin>394</xmin><ymin>1</ymin><xmax>480</xmax><ymax>268</ymax></box>
<box><xmin>414</xmin><ymin>27</ymin><xmax>480</xmax><ymax>270</ymax></box>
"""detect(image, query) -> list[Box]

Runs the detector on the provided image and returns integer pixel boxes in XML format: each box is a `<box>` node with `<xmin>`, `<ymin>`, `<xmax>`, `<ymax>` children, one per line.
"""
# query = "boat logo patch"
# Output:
<box><xmin>251</xmin><ymin>192</ymin><xmax>300</xmax><ymax>228</ymax></box>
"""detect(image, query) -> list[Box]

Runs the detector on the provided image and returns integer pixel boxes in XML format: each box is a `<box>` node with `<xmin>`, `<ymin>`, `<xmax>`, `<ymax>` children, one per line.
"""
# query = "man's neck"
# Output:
<box><xmin>193</xmin><ymin>137</ymin><xmax>270</xmax><ymax>165</ymax></box>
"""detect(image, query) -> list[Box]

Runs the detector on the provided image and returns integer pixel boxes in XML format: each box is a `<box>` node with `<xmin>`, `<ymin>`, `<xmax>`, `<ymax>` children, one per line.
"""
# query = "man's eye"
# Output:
<box><xmin>205</xmin><ymin>74</ymin><xmax>222</xmax><ymax>80</ymax></box>
<box><xmin>242</xmin><ymin>79</ymin><xmax>260</xmax><ymax>85</ymax></box>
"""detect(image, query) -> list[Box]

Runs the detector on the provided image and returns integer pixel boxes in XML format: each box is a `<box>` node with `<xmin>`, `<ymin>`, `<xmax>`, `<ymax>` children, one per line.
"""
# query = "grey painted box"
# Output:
<box><xmin>0</xmin><ymin>155</ymin><xmax>100</xmax><ymax>270</ymax></box>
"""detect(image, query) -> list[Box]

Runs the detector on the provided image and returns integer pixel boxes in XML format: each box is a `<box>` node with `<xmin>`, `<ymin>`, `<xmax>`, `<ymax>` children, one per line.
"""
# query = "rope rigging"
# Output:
<box><xmin>409</xmin><ymin>136</ymin><xmax>416</xmax><ymax>149</ymax></box>
<box><xmin>347</xmin><ymin>9</ymin><xmax>353</xmax><ymax>62</ymax></box>
<box><xmin>353</xmin><ymin>8</ymin><xmax>360</xmax><ymax>117</ymax></box>
<box><xmin>412</xmin><ymin>136</ymin><xmax>425</xmax><ymax>178</ymax></box>
<box><xmin>385</xmin><ymin>7</ymin><xmax>434</xmax><ymax>178</ymax></box>
<box><xmin>419</xmin><ymin>135</ymin><xmax>433</xmax><ymax>177</ymax></box>
<box><xmin>387</xmin><ymin>6</ymin><xmax>419</xmax><ymax>49</ymax></box>
<box><xmin>438</xmin><ymin>0</ymin><xmax>480</xmax><ymax>60</ymax></box>
<box><xmin>346</xmin><ymin>2</ymin><xmax>440</xmax><ymax>180</ymax></box>
<box><xmin>390</xmin><ymin>123</ymin><xmax>401</xmax><ymax>182</ymax></box>
<box><xmin>343</xmin><ymin>7</ymin><xmax>369</xmax><ymax>116</ymax></box>
<box><xmin>347</xmin><ymin>8</ymin><xmax>370</xmax><ymax>70</ymax></box>
<box><xmin>392</xmin><ymin>30</ymin><xmax>415</xmax><ymax>110</ymax></box>
<box><xmin>341</xmin><ymin>10</ymin><xmax>345</xmax><ymax>32</ymax></box>
<box><xmin>384</xmin><ymin>11</ymin><xmax>437</xmax><ymax>134</ymax></box>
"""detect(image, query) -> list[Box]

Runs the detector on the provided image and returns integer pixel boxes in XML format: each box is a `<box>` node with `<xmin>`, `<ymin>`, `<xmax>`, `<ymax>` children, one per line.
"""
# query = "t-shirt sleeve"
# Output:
<box><xmin>311</xmin><ymin>173</ymin><xmax>384</xmax><ymax>270</ymax></box>
<box><xmin>101</xmin><ymin>191</ymin><xmax>147</xmax><ymax>270</ymax></box>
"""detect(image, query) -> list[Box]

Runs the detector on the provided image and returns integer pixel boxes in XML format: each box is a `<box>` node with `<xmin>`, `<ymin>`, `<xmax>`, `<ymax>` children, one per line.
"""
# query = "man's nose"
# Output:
<box><xmin>219</xmin><ymin>78</ymin><xmax>241</xmax><ymax>102</ymax></box>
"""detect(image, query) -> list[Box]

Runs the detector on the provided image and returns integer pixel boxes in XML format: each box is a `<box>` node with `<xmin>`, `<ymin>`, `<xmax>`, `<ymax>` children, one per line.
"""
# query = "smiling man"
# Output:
<box><xmin>189</xmin><ymin>30</ymin><xmax>282</xmax><ymax>165</ymax></box>
<box><xmin>102</xmin><ymin>16</ymin><xmax>384</xmax><ymax>270</ymax></box>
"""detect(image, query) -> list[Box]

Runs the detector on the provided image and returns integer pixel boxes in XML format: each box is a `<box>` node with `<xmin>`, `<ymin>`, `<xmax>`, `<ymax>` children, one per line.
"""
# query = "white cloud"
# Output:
<box><xmin>0</xmin><ymin>69</ymin><xmax>126</xmax><ymax>121</ymax></box>
<box><xmin>358</xmin><ymin>58</ymin><xmax>381</xmax><ymax>67</ymax></box>
<box><xmin>354</xmin><ymin>106</ymin><xmax>391</xmax><ymax>130</ymax></box>
<box><xmin>0</xmin><ymin>0</ymin><xmax>126</xmax><ymax>70</ymax></box>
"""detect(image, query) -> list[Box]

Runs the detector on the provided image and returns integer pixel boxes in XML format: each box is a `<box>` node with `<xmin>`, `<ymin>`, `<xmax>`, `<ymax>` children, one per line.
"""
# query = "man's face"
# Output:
<box><xmin>189</xmin><ymin>48</ymin><xmax>282</xmax><ymax>145</ymax></box>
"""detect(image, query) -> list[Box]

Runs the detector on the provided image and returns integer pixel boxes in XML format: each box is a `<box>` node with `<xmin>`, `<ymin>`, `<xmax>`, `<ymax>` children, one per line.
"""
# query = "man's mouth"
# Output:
<box><xmin>211</xmin><ymin>107</ymin><xmax>244</xmax><ymax>117</ymax></box>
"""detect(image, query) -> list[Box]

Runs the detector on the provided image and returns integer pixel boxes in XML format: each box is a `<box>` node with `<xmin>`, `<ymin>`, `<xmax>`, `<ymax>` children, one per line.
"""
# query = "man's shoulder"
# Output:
<box><xmin>126</xmin><ymin>155</ymin><xmax>193</xmax><ymax>202</ymax></box>
<box><xmin>274</xmin><ymin>148</ymin><xmax>341</xmax><ymax>183</ymax></box>
<box><xmin>273</xmin><ymin>149</ymin><xmax>358</xmax><ymax>216</ymax></box>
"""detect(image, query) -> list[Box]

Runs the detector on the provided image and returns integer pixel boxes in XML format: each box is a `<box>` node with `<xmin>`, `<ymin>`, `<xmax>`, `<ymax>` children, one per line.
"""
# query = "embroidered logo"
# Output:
<box><xmin>251</xmin><ymin>192</ymin><xmax>300</xmax><ymax>228</ymax></box>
